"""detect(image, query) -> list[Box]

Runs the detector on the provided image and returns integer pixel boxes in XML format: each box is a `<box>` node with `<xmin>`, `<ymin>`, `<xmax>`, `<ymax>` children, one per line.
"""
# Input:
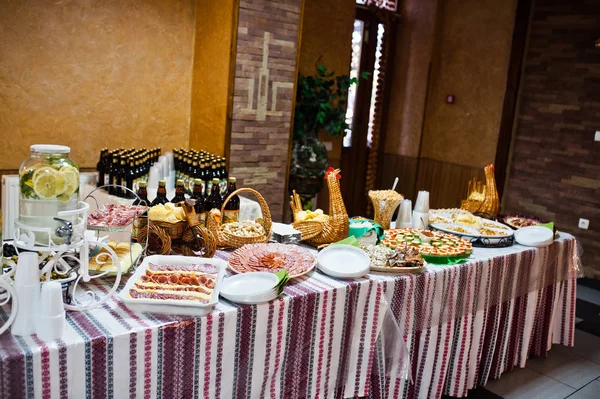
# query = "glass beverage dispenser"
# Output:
<box><xmin>18</xmin><ymin>145</ymin><xmax>80</xmax><ymax>245</ymax></box>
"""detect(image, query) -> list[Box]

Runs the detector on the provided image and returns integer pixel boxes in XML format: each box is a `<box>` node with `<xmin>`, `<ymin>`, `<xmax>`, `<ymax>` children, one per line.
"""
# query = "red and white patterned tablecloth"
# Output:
<box><xmin>367</xmin><ymin>233</ymin><xmax>580</xmax><ymax>399</ymax></box>
<box><xmin>0</xmin><ymin>234</ymin><xmax>580</xmax><ymax>399</ymax></box>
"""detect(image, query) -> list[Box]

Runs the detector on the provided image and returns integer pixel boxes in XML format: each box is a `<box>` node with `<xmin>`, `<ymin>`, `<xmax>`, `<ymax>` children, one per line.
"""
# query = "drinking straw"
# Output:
<box><xmin>392</xmin><ymin>177</ymin><xmax>399</xmax><ymax>192</ymax></box>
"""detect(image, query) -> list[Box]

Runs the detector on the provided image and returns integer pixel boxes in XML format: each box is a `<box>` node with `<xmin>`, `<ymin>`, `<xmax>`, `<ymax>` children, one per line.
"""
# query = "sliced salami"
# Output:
<box><xmin>228</xmin><ymin>243</ymin><xmax>316</xmax><ymax>278</ymax></box>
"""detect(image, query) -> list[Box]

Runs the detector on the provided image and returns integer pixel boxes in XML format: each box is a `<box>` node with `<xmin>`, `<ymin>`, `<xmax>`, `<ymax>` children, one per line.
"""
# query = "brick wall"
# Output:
<box><xmin>504</xmin><ymin>0</ymin><xmax>600</xmax><ymax>276</ymax></box>
<box><xmin>228</xmin><ymin>0</ymin><xmax>302</xmax><ymax>221</ymax></box>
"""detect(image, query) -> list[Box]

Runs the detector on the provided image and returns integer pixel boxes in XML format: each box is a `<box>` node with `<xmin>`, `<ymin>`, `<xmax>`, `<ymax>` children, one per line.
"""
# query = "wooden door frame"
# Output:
<box><xmin>494</xmin><ymin>0</ymin><xmax>534</xmax><ymax>200</ymax></box>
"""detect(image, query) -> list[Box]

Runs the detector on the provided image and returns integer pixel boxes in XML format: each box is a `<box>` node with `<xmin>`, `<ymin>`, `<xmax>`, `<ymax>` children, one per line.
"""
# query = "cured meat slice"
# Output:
<box><xmin>127</xmin><ymin>262</ymin><xmax>221</xmax><ymax>304</ymax></box>
<box><xmin>129</xmin><ymin>288</ymin><xmax>209</xmax><ymax>303</ymax></box>
<box><xmin>228</xmin><ymin>243</ymin><xmax>316</xmax><ymax>278</ymax></box>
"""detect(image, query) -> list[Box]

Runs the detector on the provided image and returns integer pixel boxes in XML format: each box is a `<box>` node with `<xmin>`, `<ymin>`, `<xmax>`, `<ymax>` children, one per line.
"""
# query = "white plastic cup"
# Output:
<box><xmin>397</xmin><ymin>200</ymin><xmax>413</xmax><ymax>228</ymax></box>
<box><xmin>412</xmin><ymin>211</ymin><xmax>429</xmax><ymax>229</ymax></box>
<box><xmin>11</xmin><ymin>252</ymin><xmax>40</xmax><ymax>336</ymax></box>
<box><xmin>15</xmin><ymin>252</ymin><xmax>39</xmax><ymax>285</ymax></box>
<box><xmin>414</xmin><ymin>191</ymin><xmax>430</xmax><ymax>213</ymax></box>
<box><xmin>37</xmin><ymin>282</ymin><xmax>65</xmax><ymax>341</ymax></box>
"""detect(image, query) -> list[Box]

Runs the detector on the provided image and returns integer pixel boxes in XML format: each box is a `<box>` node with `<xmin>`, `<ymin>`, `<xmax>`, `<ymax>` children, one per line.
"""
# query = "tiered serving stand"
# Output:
<box><xmin>0</xmin><ymin>185</ymin><xmax>147</xmax><ymax>335</ymax></box>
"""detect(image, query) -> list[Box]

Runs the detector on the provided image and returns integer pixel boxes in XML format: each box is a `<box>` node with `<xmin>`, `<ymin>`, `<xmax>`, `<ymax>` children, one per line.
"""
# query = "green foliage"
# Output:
<box><xmin>294</xmin><ymin>60</ymin><xmax>370</xmax><ymax>139</ymax></box>
<box><xmin>19</xmin><ymin>170</ymin><xmax>37</xmax><ymax>199</ymax></box>
<box><xmin>303</xmin><ymin>200</ymin><xmax>313</xmax><ymax>211</ymax></box>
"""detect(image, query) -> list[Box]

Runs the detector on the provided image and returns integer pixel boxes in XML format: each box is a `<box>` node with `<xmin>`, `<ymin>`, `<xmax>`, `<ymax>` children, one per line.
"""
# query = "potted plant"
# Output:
<box><xmin>289</xmin><ymin>62</ymin><xmax>368</xmax><ymax>208</ymax></box>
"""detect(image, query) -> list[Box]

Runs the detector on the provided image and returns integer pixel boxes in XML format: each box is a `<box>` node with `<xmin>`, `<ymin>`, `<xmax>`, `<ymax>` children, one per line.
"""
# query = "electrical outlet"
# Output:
<box><xmin>578</xmin><ymin>218</ymin><xmax>590</xmax><ymax>230</ymax></box>
<box><xmin>595</xmin><ymin>131</ymin><xmax>600</xmax><ymax>142</ymax></box>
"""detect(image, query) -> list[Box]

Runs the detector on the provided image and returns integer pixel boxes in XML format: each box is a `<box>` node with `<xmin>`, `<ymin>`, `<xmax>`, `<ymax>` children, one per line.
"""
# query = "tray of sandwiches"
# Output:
<box><xmin>118</xmin><ymin>255</ymin><xmax>227</xmax><ymax>316</ymax></box>
<box><xmin>429</xmin><ymin>209</ymin><xmax>514</xmax><ymax>247</ymax></box>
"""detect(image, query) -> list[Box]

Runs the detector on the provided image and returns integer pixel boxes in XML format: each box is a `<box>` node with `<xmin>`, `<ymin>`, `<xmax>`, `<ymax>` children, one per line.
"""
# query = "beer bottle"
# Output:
<box><xmin>151</xmin><ymin>180</ymin><xmax>169</xmax><ymax>206</ymax></box>
<box><xmin>190</xmin><ymin>158</ymin><xmax>199</xmax><ymax>194</ymax></box>
<box><xmin>206</xmin><ymin>178</ymin><xmax>223</xmax><ymax>211</ymax></box>
<box><xmin>133</xmin><ymin>181</ymin><xmax>149</xmax><ymax>206</ymax></box>
<box><xmin>191</xmin><ymin>178</ymin><xmax>206</xmax><ymax>226</ymax></box>
<box><xmin>219</xmin><ymin>159</ymin><xmax>228</xmax><ymax>197</ymax></box>
<box><xmin>126</xmin><ymin>158</ymin><xmax>135</xmax><ymax>198</ymax></box>
<box><xmin>117</xmin><ymin>157</ymin><xmax>127</xmax><ymax>197</ymax></box>
<box><xmin>223</xmin><ymin>177</ymin><xmax>240</xmax><ymax>223</ymax></box>
<box><xmin>206</xmin><ymin>161</ymin><xmax>218</xmax><ymax>198</ymax></box>
<box><xmin>109</xmin><ymin>155</ymin><xmax>119</xmax><ymax>195</ymax></box>
<box><xmin>96</xmin><ymin>148</ymin><xmax>106</xmax><ymax>188</ymax></box>
<box><xmin>131</xmin><ymin>181</ymin><xmax>149</xmax><ymax>242</ymax></box>
<box><xmin>170</xmin><ymin>179</ymin><xmax>186</xmax><ymax>204</ymax></box>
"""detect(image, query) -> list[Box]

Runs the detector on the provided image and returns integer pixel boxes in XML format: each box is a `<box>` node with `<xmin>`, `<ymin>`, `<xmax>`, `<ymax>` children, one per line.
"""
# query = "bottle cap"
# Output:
<box><xmin>212</xmin><ymin>178</ymin><xmax>220</xmax><ymax>184</ymax></box>
<box><xmin>176</xmin><ymin>179</ymin><xmax>184</xmax><ymax>186</ymax></box>
<box><xmin>194</xmin><ymin>178</ymin><xmax>202</xmax><ymax>184</ymax></box>
<box><xmin>158</xmin><ymin>179</ymin><xmax>166</xmax><ymax>187</ymax></box>
<box><xmin>139</xmin><ymin>181</ymin><xmax>147</xmax><ymax>188</ymax></box>
<box><xmin>228</xmin><ymin>177</ymin><xmax>236</xmax><ymax>183</ymax></box>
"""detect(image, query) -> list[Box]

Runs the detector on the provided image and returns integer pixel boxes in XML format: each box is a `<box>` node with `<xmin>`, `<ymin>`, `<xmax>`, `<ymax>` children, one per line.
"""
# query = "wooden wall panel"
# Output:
<box><xmin>380</xmin><ymin>154</ymin><xmax>483</xmax><ymax>210</ymax></box>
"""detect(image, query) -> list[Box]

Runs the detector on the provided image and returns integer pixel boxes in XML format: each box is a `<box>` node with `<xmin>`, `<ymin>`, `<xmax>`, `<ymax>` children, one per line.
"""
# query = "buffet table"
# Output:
<box><xmin>0</xmin><ymin>235</ymin><xmax>580</xmax><ymax>399</ymax></box>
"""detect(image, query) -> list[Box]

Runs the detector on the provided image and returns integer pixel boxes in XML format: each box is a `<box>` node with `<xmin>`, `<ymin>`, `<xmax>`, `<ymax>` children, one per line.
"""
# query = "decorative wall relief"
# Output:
<box><xmin>228</xmin><ymin>0</ymin><xmax>303</xmax><ymax>221</ymax></box>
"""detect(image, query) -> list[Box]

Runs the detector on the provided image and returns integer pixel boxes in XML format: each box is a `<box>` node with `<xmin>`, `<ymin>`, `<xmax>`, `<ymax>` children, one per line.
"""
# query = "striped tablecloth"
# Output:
<box><xmin>367</xmin><ymin>233</ymin><xmax>580</xmax><ymax>399</ymax></box>
<box><xmin>0</xmin><ymin>250</ymin><xmax>384</xmax><ymax>399</ymax></box>
<box><xmin>0</xmin><ymin>234</ymin><xmax>579</xmax><ymax>399</ymax></box>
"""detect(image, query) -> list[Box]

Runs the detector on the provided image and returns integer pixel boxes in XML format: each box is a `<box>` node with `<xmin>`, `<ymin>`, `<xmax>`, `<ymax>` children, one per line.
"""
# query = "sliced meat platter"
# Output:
<box><xmin>127</xmin><ymin>262</ymin><xmax>218</xmax><ymax>303</ymax></box>
<box><xmin>228</xmin><ymin>243</ymin><xmax>316</xmax><ymax>278</ymax></box>
<box><xmin>87</xmin><ymin>204</ymin><xmax>147</xmax><ymax>227</ymax></box>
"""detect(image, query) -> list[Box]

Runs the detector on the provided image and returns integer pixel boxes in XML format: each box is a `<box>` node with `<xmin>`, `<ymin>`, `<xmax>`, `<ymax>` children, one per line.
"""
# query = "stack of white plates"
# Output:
<box><xmin>317</xmin><ymin>244</ymin><xmax>370</xmax><ymax>279</ymax></box>
<box><xmin>514</xmin><ymin>226</ymin><xmax>554</xmax><ymax>247</ymax></box>
<box><xmin>220</xmin><ymin>272</ymin><xmax>279</xmax><ymax>304</ymax></box>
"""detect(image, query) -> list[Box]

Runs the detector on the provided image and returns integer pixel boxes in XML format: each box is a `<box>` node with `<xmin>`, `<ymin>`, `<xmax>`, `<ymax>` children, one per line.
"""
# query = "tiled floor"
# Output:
<box><xmin>451</xmin><ymin>278</ymin><xmax>600</xmax><ymax>399</ymax></box>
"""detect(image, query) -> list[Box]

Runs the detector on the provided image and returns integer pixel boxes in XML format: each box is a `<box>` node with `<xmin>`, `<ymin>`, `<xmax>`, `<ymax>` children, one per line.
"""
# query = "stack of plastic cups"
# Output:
<box><xmin>412</xmin><ymin>191</ymin><xmax>430</xmax><ymax>229</ymax></box>
<box><xmin>11</xmin><ymin>252</ymin><xmax>40</xmax><ymax>336</ymax></box>
<box><xmin>37</xmin><ymin>281</ymin><xmax>65</xmax><ymax>341</ymax></box>
<box><xmin>397</xmin><ymin>199</ymin><xmax>413</xmax><ymax>228</ymax></box>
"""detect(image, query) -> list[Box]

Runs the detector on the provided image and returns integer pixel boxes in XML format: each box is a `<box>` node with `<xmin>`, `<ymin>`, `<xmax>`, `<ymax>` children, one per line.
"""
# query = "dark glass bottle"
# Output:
<box><xmin>108</xmin><ymin>155</ymin><xmax>119</xmax><ymax>195</ymax></box>
<box><xmin>133</xmin><ymin>181</ymin><xmax>149</xmax><ymax>206</ymax></box>
<box><xmin>151</xmin><ymin>180</ymin><xmax>169</xmax><ymax>206</ymax></box>
<box><xmin>191</xmin><ymin>178</ymin><xmax>206</xmax><ymax>226</ymax></box>
<box><xmin>223</xmin><ymin>177</ymin><xmax>239</xmax><ymax>223</ymax></box>
<box><xmin>171</xmin><ymin>179</ymin><xmax>186</xmax><ymax>204</ymax></box>
<box><xmin>189</xmin><ymin>158</ymin><xmax>199</xmax><ymax>194</ymax></box>
<box><xmin>219</xmin><ymin>159</ymin><xmax>228</xmax><ymax>197</ymax></box>
<box><xmin>117</xmin><ymin>157</ymin><xmax>127</xmax><ymax>197</ymax></box>
<box><xmin>96</xmin><ymin>148</ymin><xmax>106</xmax><ymax>188</ymax></box>
<box><xmin>124</xmin><ymin>158</ymin><xmax>133</xmax><ymax>198</ymax></box>
<box><xmin>206</xmin><ymin>162</ymin><xmax>218</xmax><ymax>198</ymax></box>
<box><xmin>206</xmin><ymin>178</ymin><xmax>223</xmax><ymax>211</ymax></box>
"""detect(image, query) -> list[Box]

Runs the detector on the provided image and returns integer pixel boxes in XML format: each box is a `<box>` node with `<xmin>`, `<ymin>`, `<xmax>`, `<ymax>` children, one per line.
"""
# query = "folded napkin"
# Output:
<box><xmin>332</xmin><ymin>235</ymin><xmax>361</xmax><ymax>248</ymax></box>
<box><xmin>539</xmin><ymin>222</ymin><xmax>554</xmax><ymax>231</ymax></box>
<box><xmin>274</xmin><ymin>270</ymin><xmax>289</xmax><ymax>295</ymax></box>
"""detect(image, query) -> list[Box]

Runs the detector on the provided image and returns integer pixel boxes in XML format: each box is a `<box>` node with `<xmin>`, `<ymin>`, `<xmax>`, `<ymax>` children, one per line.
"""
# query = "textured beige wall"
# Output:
<box><xmin>420</xmin><ymin>0</ymin><xmax>517</xmax><ymax>167</ymax></box>
<box><xmin>0</xmin><ymin>0</ymin><xmax>196</xmax><ymax>169</ymax></box>
<box><xmin>190</xmin><ymin>0</ymin><xmax>237</xmax><ymax>157</ymax></box>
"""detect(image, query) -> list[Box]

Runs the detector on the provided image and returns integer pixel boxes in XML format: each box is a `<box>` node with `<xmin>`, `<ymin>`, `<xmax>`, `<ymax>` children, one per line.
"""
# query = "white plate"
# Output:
<box><xmin>317</xmin><ymin>245</ymin><xmax>370</xmax><ymax>279</ymax></box>
<box><xmin>118</xmin><ymin>255</ymin><xmax>226</xmax><ymax>316</ymax></box>
<box><xmin>514</xmin><ymin>226</ymin><xmax>554</xmax><ymax>247</ymax></box>
<box><xmin>220</xmin><ymin>272</ymin><xmax>279</xmax><ymax>304</ymax></box>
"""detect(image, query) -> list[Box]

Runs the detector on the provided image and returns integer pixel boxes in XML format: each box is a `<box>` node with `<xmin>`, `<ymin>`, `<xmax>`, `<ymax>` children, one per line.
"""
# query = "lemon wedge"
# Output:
<box><xmin>59</xmin><ymin>165</ymin><xmax>79</xmax><ymax>196</ymax></box>
<box><xmin>32</xmin><ymin>168</ymin><xmax>58</xmax><ymax>199</ymax></box>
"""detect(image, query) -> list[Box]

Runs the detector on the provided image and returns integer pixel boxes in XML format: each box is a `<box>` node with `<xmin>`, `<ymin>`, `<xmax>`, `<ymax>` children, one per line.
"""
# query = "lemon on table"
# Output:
<box><xmin>59</xmin><ymin>165</ymin><xmax>79</xmax><ymax>196</ymax></box>
<box><xmin>32</xmin><ymin>168</ymin><xmax>58</xmax><ymax>199</ymax></box>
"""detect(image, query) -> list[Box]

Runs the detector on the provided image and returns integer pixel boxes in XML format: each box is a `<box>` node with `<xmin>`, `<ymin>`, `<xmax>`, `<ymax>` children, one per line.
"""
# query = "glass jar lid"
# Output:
<box><xmin>30</xmin><ymin>144</ymin><xmax>71</xmax><ymax>154</ymax></box>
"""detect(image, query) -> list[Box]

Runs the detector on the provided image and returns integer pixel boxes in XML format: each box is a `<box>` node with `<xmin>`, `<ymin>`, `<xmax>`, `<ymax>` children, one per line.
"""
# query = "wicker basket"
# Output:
<box><xmin>206</xmin><ymin>188</ymin><xmax>272</xmax><ymax>249</ymax></box>
<box><xmin>138</xmin><ymin>201</ymin><xmax>217</xmax><ymax>257</ymax></box>
<box><xmin>368</xmin><ymin>190</ymin><xmax>404</xmax><ymax>230</ymax></box>
<box><xmin>290</xmin><ymin>168</ymin><xmax>349</xmax><ymax>246</ymax></box>
<box><xmin>150</xmin><ymin>220</ymin><xmax>186</xmax><ymax>239</ymax></box>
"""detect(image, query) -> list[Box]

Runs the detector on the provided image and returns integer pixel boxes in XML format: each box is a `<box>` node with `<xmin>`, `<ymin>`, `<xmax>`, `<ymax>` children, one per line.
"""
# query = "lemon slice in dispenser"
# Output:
<box><xmin>59</xmin><ymin>165</ymin><xmax>79</xmax><ymax>196</ymax></box>
<box><xmin>32</xmin><ymin>168</ymin><xmax>58</xmax><ymax>199</ymax></box>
